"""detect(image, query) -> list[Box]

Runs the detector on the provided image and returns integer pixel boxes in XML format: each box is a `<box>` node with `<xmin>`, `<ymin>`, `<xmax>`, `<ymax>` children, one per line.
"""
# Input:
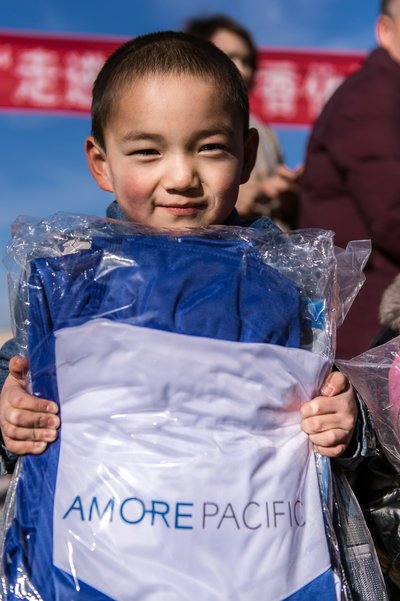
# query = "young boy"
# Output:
<box><xmin>0</xmin><ymin>32</ymin><xmax>356</xmax><ymax>463</ymax></box>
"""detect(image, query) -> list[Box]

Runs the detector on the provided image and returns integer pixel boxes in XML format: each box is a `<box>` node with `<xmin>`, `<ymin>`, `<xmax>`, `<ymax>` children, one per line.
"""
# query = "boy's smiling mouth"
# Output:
<box><xmin>161</xmin><ymin>203</ymin><xmax>206</xmax><ymax>215</ymax></box>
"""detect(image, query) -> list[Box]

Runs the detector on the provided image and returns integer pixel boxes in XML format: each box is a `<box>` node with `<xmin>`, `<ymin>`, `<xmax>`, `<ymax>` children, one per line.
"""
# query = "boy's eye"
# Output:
<box><xmin>130</xmin><ymin>148</ymin><xmax>160</xmax><ymax>156</ymax></box>
<box><xmin>200</xmin><ymin>143</ymin><xmax>226</xmax><ymax>153</ymax></box>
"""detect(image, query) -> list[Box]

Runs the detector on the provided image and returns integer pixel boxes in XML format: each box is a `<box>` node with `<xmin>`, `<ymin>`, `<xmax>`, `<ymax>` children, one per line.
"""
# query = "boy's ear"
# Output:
<box><xmin>85</xmin><ymin>136</ymin><xmax>113</xmax><ymax>192</ymax></box>
<box><xmin>240</xmin><ymin>127</ymin><xmax>259</xmax><ymax>184</ymax></box>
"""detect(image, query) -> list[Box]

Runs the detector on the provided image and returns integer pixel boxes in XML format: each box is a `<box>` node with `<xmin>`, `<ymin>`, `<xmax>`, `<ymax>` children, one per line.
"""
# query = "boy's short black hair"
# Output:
<box><xmin>91</xmin><ymin>30</ymin><xmax>249</xmax><ymax>150</ymax></box>
<box><xmin>185</xmin><ymin>15</ymin><xmax>258</xmax><ymax>76</ymax></box>
<box><xmin>381</xmin><ymin>0</ymin><xmax>395</xmax><ymax>16</ymax></box>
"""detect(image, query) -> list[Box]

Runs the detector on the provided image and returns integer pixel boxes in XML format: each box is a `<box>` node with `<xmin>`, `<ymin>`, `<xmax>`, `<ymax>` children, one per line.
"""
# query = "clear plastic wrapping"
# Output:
<box><xmin>4</xmin><ymin>213</ymin><xmax>371</xmax><ymax>363</ymax></box>
<box><xmin>337</xmin><ymin>337</ymin><xmax>400</xmax><ymax>472</ymax></box>
<box><xmin>1</xmin><ymin>213</ymin><xmax>385</xmax><ymax>600</ymax></box>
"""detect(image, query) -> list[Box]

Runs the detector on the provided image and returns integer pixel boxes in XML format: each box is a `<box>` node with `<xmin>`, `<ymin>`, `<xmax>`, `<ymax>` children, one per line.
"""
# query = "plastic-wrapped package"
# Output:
<box><xmin>337</xmin><ymin>338</ymin><xmax>400</xmax><ymax>472</ymax></box>
<box><xmin>336</xmin><ymin>340</ymin><xmax>400</xmax><ymax>594</ymax></box>
<box><xmin>0</xmin><ymin>213</ymin><xmax>384</xmax><ymax>600</ymax></box>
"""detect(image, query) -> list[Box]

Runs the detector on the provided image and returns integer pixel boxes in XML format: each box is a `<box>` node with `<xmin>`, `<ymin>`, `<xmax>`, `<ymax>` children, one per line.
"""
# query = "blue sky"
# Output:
<box><xmin>0</xmin><ymin>0</ymin><xmax>379</xmax><ymax>330</ymax></box>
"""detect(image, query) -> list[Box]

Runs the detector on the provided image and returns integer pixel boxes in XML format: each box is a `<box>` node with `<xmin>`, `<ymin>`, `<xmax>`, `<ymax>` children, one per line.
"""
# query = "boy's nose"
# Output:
<box><xmin>163</xmin><ymin>156</ymin><xmax>200</xmax><ymax>192</ymax></box>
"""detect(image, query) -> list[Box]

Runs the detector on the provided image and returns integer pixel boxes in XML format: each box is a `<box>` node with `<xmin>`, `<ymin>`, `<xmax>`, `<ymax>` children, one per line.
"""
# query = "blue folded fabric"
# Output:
<box><xmin>28</xmin><ymin>233</ymin><xmax>302</xmax><ymax>346</ymax></box>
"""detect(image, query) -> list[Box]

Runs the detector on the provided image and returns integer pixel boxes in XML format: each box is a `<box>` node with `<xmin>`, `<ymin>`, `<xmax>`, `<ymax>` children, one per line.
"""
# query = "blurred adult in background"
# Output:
<box><xmin>299</xmin><ymin>0</ymin><xmax>400</xmax><ymax>359</ymax></box>
<box><xmin>185</xmin><ymin>15</ymin><xmax>302</xmax><ymax>230</ymax></box>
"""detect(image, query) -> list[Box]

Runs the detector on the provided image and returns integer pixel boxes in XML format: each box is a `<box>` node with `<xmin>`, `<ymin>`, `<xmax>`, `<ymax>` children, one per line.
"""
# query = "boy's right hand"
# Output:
<box><xmin>0</xmin><ymin>355</ymin><xmax>60</xmax><ymax>455</ymax></box>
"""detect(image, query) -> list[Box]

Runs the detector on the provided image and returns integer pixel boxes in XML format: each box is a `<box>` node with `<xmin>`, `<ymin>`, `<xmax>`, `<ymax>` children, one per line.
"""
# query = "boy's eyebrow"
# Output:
<box><xmin>120</xmin><ymin>131</ymin><xmax>164</xmax><ymax>144</ymax></box>
<box><xmin>195</xmin><ymin>126</ymin><xmax>236</xmax><ymax>139</ymax></box>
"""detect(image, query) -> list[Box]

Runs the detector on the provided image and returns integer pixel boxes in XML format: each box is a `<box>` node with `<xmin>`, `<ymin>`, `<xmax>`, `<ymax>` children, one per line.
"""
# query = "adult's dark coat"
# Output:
<box><xmin>299</xmin><ymin>47</ymin><xmax>400</xmax><ymax>358</ymax></box>
<box><xmin>349</xmin><ymin>273</ymin><xmax>400</xmax><ymax>598</ymax></box>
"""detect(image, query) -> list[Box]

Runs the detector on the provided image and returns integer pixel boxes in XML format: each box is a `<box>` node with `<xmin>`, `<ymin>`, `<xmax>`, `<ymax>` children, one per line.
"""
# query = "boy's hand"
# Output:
<box><xmin>0</xmin><ymin>355</ymin><xmax>60</xmax><ymax>455</ymax></box>
<box><xmin>300</xmin><ymin>371</ymin><xmax>357</xmax><ymax>458</ymax></box>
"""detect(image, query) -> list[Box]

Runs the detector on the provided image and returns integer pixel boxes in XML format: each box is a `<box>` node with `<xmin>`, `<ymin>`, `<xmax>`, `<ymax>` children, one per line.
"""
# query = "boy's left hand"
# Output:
<box><xmin>300</xmin><ymin>371</ymin><xmax>357</xmax><ymax>458</ymax></box>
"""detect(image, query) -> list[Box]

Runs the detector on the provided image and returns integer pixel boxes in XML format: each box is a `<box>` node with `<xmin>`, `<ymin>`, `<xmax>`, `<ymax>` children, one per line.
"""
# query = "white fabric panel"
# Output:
<box><xmin>53</xmin><ymin>318</ymin><xmax>331</xmax><ymax>601</ymax></box>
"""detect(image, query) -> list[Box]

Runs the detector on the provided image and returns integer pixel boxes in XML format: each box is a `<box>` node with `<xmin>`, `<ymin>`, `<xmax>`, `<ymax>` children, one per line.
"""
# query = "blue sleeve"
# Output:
<box><xmin>334</xmin><ymin>391</ymin><xmax>377</xmax><ymax>470</ymax></box>
<box><xmin>0</xmin><ymin>337</ymin><xmax>19</xmax><ymax>393</ymax></box>
<box><xmin>248</xmin><ymin>216</ymin><xmax>282</xmax><ymax>233</ymax></box>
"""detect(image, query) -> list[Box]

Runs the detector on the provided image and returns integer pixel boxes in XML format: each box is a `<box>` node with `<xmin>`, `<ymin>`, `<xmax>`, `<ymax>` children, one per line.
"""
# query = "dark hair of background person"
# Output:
<box><xmin>91</xmin><ymin>30</ymin><xmax>249</xmax><ymax>151</ymax></box>
<box><xmin>185</xmin><ymin>15</ymin><xmax>258</xmax><ymax>86</ymax></box>
<box><xmin>184</xmin><ymin>14</ymin><xmax>303</xmax><ymax>230</ymax></box>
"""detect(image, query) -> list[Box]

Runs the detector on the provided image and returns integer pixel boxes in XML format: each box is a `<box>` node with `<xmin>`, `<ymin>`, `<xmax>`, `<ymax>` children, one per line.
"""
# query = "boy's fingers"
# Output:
<box><xmin>2</xmin><ymin>437</ymin><xmax>48</xmax><ymax>456</ymax></box>
<box><xmin>8</xmin><ymin>391</ymin><xmax>59</xmax><ymax>415</ymax></box>
<box><xmin>314</xmin><ymin>443</ymin><xmax>347</xmax><ymax>458</ymax></box>
<box><xmin>321</xmin><ymin>371</ymin><xmax>348</xmax><ymax>396</ymax></box>
<box><xmin>301</xmin><ymin>397</ymin><xmax>337</xmax><ymax>418</ymax></box>
<box><xmin>308</xmin><ymin>430</ymin><xmax>349</xmax><ymax>455</ymax></box>
<box><xmin>301</xmin><ymin>414</ymin><xmax>354</xmax><ymax>436</ymax></box>
<box><xmin>5</xmin><ymin>407</ymin><xmax>60</xmax><ymax>430</ymax></box>
<box><xmin>8</xmin><ymin>355</ymin><xmax>29</xmax><ymax>380</ymax></box>
<box><xmin>2</xmin><ymin>421</ymin><xmax>58</xmax><ymax>443</ymax></box>
<box><xmin>301</xmin><ymin>389</ymin><xmax>356</xmax><ymax>419</ymax></box>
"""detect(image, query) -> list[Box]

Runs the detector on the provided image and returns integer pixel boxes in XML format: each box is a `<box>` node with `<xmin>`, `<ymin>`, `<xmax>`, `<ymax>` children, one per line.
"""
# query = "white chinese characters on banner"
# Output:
<box><xmin>252</xmin><ymin>50</ymin><xmax>364</xmax><ymax>124</ymax></box>
<box><xmin>14</xmin><ymin>48</ymin><xmax>61</xmax><ymax>106</ymax></box>
<box><xmin>12</xmin><ymin>46</ymin><xmax>108</xmax><ymax>109</ymax></box>
<box><xmin>0</xmin><ymin>32</ymin><xmax>120</xmax><ymax>113</ymax></box>
<box><xmin>0</xmin><ymin>44</ymin><xmax>12</xmax><ymax>70</ymax></box>
<box><xmin>257</xmin><ymin>61</ymin><xmax>300</xmax><ymax>118</ymax></box>
<box><xmin>303</xmin><ymin>63</ymin><xmax>345</xmax><ymax>120</ymax></box>
<box><xmin>64</xmin><ymin>52</ymin><xmax>107</xmax><ymax>108</ymax></box>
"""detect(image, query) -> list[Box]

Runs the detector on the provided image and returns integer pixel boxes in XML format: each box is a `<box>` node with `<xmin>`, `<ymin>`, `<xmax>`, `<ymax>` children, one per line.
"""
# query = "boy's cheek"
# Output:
<box><xmin>116</xmin><ymin>200</ymin><xmax>144</xmax><ymax>223</ymax></box>
<box><xmin>116</xmin><ymin>182</ymin><xmax>151</xmax><ymax>214</ymax></box>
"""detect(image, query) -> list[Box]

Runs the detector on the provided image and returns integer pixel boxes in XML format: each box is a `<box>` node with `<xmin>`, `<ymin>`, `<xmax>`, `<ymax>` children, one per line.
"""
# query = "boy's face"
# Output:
<box><xmin>86</xmin><ymin>73</ymin><xmax>257</xmax><ymax>229</ymax></box>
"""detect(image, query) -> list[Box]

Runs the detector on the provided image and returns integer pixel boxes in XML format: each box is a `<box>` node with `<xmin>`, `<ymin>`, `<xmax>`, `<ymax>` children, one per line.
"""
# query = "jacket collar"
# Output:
<box><xmin>367</xmin><ymin>46</ymin><xmax>400</xmax><ymax>76</ymax></box>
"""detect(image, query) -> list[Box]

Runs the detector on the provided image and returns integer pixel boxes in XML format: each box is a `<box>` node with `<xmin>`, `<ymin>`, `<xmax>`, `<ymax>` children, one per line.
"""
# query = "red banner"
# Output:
<box><xmin>252</xmin><ymin>49</ymin><xmax>364</xmax><ymax>125</ymax></box>
<box><xmin>0</xmin><ymin>31</ymin><xmax>365</xmax><ymax>126</ymax></box>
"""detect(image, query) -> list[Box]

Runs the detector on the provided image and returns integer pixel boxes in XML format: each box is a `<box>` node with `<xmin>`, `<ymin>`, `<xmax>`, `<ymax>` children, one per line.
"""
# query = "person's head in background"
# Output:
<box><xmin>378</xmin><ymin>0</ymin><xmax>400</xmax><ymax>62</ymax></box>
<box><xmin>184</xmin><ymin>15</ymin><xmax>258</xmax><ymax>91</ymax></box>
<box><xmin>85</xmin><ymin>31</ymin><xmax>258</xmax><ymax>229</ymax></box>
<box><xmin>185</xmin><ymin>15</ymin><xmax>302</xmax><ymax>229</ymax></box>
